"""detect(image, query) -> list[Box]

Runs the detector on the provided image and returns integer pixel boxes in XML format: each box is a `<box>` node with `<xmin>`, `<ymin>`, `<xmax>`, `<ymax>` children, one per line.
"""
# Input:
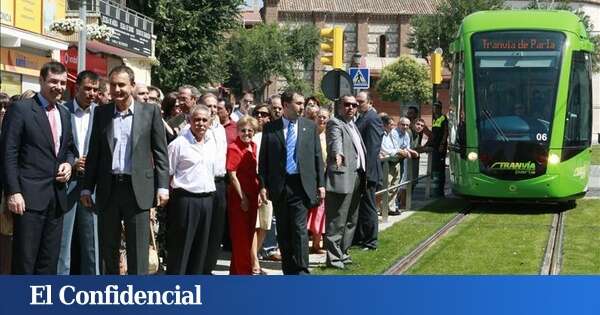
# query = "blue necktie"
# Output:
<box><xmin>286</xmin><ymin>120</ymin><xmax>298</xmax><ymax>174</ymax></box>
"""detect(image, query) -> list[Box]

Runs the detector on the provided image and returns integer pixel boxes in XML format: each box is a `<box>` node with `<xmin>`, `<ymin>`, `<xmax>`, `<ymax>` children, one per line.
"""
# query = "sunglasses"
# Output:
<box><xmin>254</xmin><ymin>111</ymin><xmax>270</xmax><ymax>118</ymax></box>
<box><xmin>343</xmin><ymin>102</ymin><xmax>358</xmax><ymax>108</ymax></box>
<box><xmin>240</xmin><ymin>128</ymin><xmax>255</xmax><ymax>133</ymax></box>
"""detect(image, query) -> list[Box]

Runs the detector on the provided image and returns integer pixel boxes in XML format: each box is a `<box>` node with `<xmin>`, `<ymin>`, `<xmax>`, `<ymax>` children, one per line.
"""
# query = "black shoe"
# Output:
<box><xmin>388</xmin><ymin>210</ymin><xmax>401</xmax><ymax>216</ymax></box>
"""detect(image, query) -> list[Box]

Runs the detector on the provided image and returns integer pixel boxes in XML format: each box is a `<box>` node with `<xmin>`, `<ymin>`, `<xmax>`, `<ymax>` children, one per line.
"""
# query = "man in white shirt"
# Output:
<box><xmin>230</xmin><ymin>91</ymin><xmax>254</xmax><ymax>122</ymax></box>
<box><xmin>58</xmin><ymin>70</ymin><xmax>100</xmax><ymax>274</ymax></box>
<box><xmin>395</xmin><ymin>117</ymin><xmax>418</xmax><ymax>210</ymax></box>
<box><xmin>199</xmin><ymin>93</ymin><xmax>229</xmax><ymax>274</ymax></box>
<box><xmin>167</xmin><ymin>105</ymin><xmax>218</xmax><ymax>274</ymax></box>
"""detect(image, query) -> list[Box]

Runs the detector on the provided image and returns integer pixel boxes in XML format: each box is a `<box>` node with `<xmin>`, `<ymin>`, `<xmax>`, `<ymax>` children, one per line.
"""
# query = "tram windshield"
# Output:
<box><xmin>471</xmin><ymin>31</ymin><xmax>565</xmax><ymax>178</ymax></box>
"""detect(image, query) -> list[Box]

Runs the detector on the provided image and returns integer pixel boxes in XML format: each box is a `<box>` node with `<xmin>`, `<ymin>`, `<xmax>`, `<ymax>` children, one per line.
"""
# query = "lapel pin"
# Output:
<box><xmin>302</xmin><ymin>128</ymin><xmax>306</xmax><ymax>131</ymax></box>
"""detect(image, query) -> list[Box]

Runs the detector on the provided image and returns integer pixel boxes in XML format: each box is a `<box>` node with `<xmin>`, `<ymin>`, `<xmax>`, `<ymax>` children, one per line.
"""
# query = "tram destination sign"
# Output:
<box><xmin>473</xmin><ymin>32</ymin><xmax>563</xmax><ymax>51</ymax></box>
<box><xmin>99</xmin><ymin>0</ymin><xmax>153</xmax><ymax>57</ymax></box>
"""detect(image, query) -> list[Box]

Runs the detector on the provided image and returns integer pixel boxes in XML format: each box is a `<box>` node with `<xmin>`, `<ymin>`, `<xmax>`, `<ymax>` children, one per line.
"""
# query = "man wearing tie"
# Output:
<box><xmin>354</xmin><ymin>91</ymin><xmax>384</xmax><ymax>250</ymax></box>
<box><xmin>81</xmin><ymin>65</ymin><xmax>169</xmax><ymax>274</ymax></box>
<box><xmin>324</xmin><ymin>95</ymin><xmax>366</xmax><ymax>269</ymax></box>
<box><xmin>2</xmin><ymin>61</ymin><xmax>76</xmax><ymax>274</ymax></box>
<box><xmin>58</xmin><ymin>70</ymin><xmax>100</xmax><ymax>274</ymax></box>
<box><xmin>258</xmin><ymin>90</ymin><xmax>325</xmax><ymax>275</ymax></box>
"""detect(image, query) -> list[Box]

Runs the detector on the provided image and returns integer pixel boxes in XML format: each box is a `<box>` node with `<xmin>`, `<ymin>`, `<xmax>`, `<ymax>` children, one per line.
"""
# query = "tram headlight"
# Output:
<box><xmin>467</xmin><ymin>152</ymin><xmax>478</xmax><ymax>161</ymax></box>
<box><xmin>548</xmin><ymin>153</ymin><xmax>560</xmax><ymax>165</ymax></box>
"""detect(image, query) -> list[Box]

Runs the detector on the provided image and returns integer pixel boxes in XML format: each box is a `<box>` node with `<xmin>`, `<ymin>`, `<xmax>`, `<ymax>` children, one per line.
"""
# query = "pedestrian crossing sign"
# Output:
<box><xmin>349</xmin><ymin>67</ymin><xmax>370</xmax><ymax>89</ymax></box>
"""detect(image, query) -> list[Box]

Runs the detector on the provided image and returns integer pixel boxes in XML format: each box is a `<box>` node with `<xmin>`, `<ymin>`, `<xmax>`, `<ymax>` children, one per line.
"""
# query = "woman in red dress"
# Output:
<box><xmin>227</xmin><ymin>116</ymin><xmax>260</xmax><ymax>275</ymax></box>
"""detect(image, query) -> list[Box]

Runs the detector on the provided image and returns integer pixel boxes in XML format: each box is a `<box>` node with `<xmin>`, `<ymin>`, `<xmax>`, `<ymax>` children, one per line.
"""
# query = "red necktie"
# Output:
<box><xmin>47</xmin><ymin>104</ymin><xmax>59</xmax><ymax>155</ymax></box>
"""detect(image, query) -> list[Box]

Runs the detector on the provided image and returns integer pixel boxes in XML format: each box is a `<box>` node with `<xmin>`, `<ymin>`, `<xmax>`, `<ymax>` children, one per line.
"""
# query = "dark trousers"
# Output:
<box><xmin>12</xmin><ymin>202</ymin><xmax>63</xmax><ymax>275</ymax></box>
<box><xmin>273</xmin><ymin>175</ymin><xmax>310</xmax><ymax>275</ymax></box>
<box><xmin>99</xmin><ymin>178</ymin><xmax>149</xmax><ymax>275</ymax></box>
<box><xmin>167</xmin><ymin>188</ymin><xmax>213</xmax><ymax>275</ymax></box>
<box><xmin>354</xmin><ymin>180</ymin><xmax>379</xmax><ymax>249</ymax></box>
<box><xmin>432</xmin><ymin>149</ymin><xmax>446</xmax><ymax>196</ymax></box>
<box><xmin>203</xmin><ymin>177</ymin><xmax>227</xmax><ymax>274</ymax></box>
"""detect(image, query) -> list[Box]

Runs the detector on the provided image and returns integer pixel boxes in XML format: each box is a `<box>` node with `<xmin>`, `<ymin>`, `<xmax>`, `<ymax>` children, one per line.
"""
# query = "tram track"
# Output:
<box><xmin>384</xmin><ymin>209</ymin><xmax>470</xmax><ymax>275</ymax></box>
<box><xmin>540</xmin><ymin>210</ymin><xmax>565</xmax><ymax>275</ymax></box>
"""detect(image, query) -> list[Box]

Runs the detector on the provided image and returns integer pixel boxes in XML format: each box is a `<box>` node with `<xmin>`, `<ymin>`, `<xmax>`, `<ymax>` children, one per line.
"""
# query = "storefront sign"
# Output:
<box><xmin>99</xmin><ymin>0</ymin><xmax>152</xmax><ymax>56</ymax></box>
<box><xmin>0</xmin><ymin>71</ymin><xmax>22</xmax><ymax>96</ymax></box>
<box><xmin>60</xmin><ymin>47</ymin><xmax>108</xmax><ymax>77</ymax></box>
<box><xmin>1</xmin><ymin>48</ymin><xmax>50</xmax><ymax>77</ymax></box>
<box><xmin>0</xmin><ymin>0</ymin><xmax>14</xmax><ymax>26</ymax></box>
<box><xmin>15</xmin><ymin>0</ymin><xmax>42</xmax><ymax>34</ymax></box>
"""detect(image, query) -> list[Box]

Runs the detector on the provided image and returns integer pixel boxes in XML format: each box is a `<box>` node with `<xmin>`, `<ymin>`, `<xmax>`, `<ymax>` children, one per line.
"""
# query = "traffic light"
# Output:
<box><xmin>320</xmin><ymin>26</ymin><xmax>344</xmax><ymax>69</ymax></box>
<box><xmin>431</xmin><ymin>51</ymin><xmax>443</xmax><ymax>84</ymax></box>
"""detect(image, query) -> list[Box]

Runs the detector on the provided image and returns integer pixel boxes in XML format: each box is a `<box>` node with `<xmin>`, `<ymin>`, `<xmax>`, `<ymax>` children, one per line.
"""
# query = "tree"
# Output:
<box><xmin>375</xmin><ymin>56</ymin><xmax>432</xmax><ymax>105</ymax></box>
<box><xmin>407</xmin><ymin>0</ymin><xmax>505</xmax><ymax>62</ymax></box>
<box><xmin>225</xmin><ymin>23</ymin><xmax>320</xmax><ymax>98</ymax></box>
<box><xmin>130</xmin><ymin>0</ymin><xmax>243</xmax><ymax>92</ymax></box>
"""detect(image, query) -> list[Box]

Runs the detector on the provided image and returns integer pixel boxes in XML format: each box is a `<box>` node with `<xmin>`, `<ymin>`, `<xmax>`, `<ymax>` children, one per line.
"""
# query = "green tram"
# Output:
<box><xmin>447</xmin><ymin>10</ymin><xmax>595</xmax><ymax>203</ymax></box>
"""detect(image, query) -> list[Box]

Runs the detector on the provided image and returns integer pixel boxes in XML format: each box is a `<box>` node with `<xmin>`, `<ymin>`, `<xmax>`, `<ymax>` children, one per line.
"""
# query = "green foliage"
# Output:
<box><xmin>407</xmin><ymin>0</ymin><xmax>505</xmax><ymax>61</ymax></box>
<box><xmin>225</xmin><ymin>23</ymin><xmax>320</xmax><ymax>98</ymax></box>
<box><xmin>376</xmin><ymin>56</ymin><xmax>432</xmax><ymax>104</ymax></box>
<box><xmin>148</xmin><ymin>0</ymin><xmax>243</xmax><ymax>92</ymax></box>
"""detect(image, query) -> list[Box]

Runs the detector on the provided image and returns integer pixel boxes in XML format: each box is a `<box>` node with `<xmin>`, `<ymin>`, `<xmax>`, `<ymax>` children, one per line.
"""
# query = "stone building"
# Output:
<box><xmin>262</xmin><ymin>0</ymin><xmax>444</xmax><ymax>122</ymax></box>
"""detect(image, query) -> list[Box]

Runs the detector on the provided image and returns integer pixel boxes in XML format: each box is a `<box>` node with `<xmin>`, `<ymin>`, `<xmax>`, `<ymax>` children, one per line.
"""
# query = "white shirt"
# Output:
<box><xmin>72</xmin><ymin>99</ymin><xmax>95</xmax><ymax>156</ymax></box>
<box><xmin>111</xmin><ymin>101</ymin><xmax>134</xmax><ymax>175</ymax></box>
<box><xmin>230</xmin><ymin>109</ymin><xmax>245</xmax><ymax>122</ymax></box>
<box><xmin>347</xmin><ymin>121</ymin><xmax>366</xmax><ymax>171</ymax></box>
<box><xmin>209</xmin><ymin>118</ymin><xmax>227</xmax><ymax>177</ymax></box>
<box><xmin>252</xmin><ymin>131</ymin><xmax>262</xmax><ymax>164</ymax></box>
<box><xmin>168</xmin><ymin>128</ymin><xmax>217</xmax><ymax>193</ymax></box>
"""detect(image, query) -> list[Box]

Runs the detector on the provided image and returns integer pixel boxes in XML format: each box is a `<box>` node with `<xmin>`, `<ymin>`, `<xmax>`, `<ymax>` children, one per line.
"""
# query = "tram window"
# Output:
<box><xmin>563</xmin><ymin>52</ymin><xmax>592</xmax><ymax>151</ymax></box>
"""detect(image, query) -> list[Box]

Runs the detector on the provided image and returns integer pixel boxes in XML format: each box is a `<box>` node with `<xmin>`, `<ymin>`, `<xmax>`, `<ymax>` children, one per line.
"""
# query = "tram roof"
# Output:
<box><xmin>459</xmin><ymin>10</ymin><xmax>589</xmax><ymax>38</ymax></box>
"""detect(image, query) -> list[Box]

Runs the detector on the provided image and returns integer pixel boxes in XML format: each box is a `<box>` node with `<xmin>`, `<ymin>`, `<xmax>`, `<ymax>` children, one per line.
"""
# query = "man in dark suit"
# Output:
<box><xmin>324</xmin><ymin>95</ymin><xmax>366</xmax><ymax>269</ymax></box>
<box><xmin>354</xmin><ymin>91</ymin><xmax>384</xmax><ymax>250</ymax></box>
<box><xmin>258</xmin><ymin>90</ymin><xmax>325</xmax><ymax>275</ymax></box>
<box><xmin>2</xmin><ymin>61</ymin><xmax>76</xmax><ymax>274</ymax></box>
<box><xmin>81</xmin><ymin>65</ymin><xmax>169</xmax><ymax>275</ymax></box>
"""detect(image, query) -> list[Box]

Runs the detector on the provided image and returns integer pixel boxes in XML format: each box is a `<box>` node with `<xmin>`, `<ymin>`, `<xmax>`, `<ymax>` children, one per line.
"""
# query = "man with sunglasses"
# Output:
<box><xmin>353</xmin><ymin>91</ymin><xmax>384</xmax><ymax>251</ymax></box>
<box><xmin>258</xmin><ymin>90</ymin><xmax>325</xmax><ymax>275</ymax></box>
<box><xmin>324</xmin><ymin>95</ymin><xmax>366</xmax><ymax>269</ymax></box>
<box><xmin>267</xmin><ymin>95</ymin><xmax>283</xmax><ymax>120</ymax></box>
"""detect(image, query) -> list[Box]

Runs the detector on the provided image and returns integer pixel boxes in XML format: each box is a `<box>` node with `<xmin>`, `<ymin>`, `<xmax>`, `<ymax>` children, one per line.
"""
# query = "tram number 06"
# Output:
<box><xmin>536</xmin><ymin>133</ymin><xmax>548</xmax><ymax>141</ymax></box>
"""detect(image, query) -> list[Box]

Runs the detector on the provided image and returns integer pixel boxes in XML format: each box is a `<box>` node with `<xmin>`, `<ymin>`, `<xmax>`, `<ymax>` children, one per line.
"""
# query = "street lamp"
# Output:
<box><xmin>352</xmin><ymin>52</ymin><xmax>362</xmax><ymax>67</ymax></box>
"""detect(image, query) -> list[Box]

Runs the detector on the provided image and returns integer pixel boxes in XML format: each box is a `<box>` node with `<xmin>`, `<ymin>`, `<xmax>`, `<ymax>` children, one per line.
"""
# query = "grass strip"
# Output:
<box><xmin>561</xmin><ymin>199</ymin><xmax>600</xmax><ymax>274</ymax></box>
<box><xmin>312</xmin><ymin>198</ymin><xmax>466</xmax><ymax>275</ymax></box>
<box><xmin>592</xmin><ymin>145</ymin><xmax>600</xmax><ymax>165</ymax></box>
<box><xmin>407</xmin><ymin>210</ymin><xmax>553</xmax><ymax>274</ymax></box>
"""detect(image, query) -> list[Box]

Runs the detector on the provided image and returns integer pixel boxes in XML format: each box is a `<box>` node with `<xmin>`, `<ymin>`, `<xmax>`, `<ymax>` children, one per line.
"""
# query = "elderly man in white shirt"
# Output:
<box><xmin>395</xmin><ymin>117</ymin><xmax>418</xmax><ymax>210</ymax></box>
<box><xmin>166</xmin><ymin>105</ymin><xmax>218</xmax><ymax>275</ymax></box>
<box><xmin>198</xmin><ymin>93</ymin><xmax>229</xmax><ymax>275</ymax></box>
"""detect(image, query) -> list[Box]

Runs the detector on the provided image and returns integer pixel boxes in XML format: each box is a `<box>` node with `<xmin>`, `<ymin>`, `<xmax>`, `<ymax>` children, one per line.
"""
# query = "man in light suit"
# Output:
<box><xmin>324</xmin><ymin>95</ymin><xmax>366</xmax><ymax>269</ymax></box>
<box><xmin>2</xmin><ymin>61</ymin><xmax>76</xmax><ymax>274</ymax></box>
<box><xmin>354</xmin><ymin>91</ymin><xmax>384</xmax><ymax>250</ymax></box>
<box><xmin>81</xmin><ymin>65</ymin><xmax>169</xmax><ymax>275</ymax></box>
<box><xmin>58</xmin><ymin>70</ymin><xmax>100</xmax><ymax>275</ymax></box>
<box><xmin>258</xmin><ymin>90</ymin><xmax>325</xmax><ymax>275</ymax></box>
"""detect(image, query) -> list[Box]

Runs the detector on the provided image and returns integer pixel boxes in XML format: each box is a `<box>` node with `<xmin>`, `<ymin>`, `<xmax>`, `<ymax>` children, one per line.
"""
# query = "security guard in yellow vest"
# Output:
<box><xmin>430</xmin><ymin>101</ymin><xmax>448</xmax><ymax>196</ymax></box>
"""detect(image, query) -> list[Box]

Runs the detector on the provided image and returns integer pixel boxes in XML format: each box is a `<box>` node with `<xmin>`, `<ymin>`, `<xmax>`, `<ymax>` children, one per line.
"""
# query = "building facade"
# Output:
<box><xmin>262</xmin><ymin>0</ymin><xmax>444</xmax><ymax>122</ymax></box>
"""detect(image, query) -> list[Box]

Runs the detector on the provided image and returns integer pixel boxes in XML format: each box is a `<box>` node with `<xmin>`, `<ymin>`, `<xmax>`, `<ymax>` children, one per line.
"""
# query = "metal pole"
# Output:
<box><xmin>381</xmin><ymin>158</ymin><xmax>389</xmax><ymax>223</ymax></box>
<box><xmin>77</xmin><ymin>0</ymin><xmax>87</xmax><ymax>73</ymax></box>
<box><xmin>425</xmin><ymin>153</ymin><xmax>432</xmax><ymax>198</ymax></box>
<box><xmin>406</xmin><ymin>159</ymin><xmax>413</xmax><ymax>211</ymax></box>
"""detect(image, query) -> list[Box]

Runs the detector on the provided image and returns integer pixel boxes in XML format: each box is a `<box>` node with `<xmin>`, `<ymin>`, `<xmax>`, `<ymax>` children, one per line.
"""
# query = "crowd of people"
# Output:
<box><xmin>0</xmin><ymin>61</ymin><xmax>448</xmax><ymax>275</ymax></box>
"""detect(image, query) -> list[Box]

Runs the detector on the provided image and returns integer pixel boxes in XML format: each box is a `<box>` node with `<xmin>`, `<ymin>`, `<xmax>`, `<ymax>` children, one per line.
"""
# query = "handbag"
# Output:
<box><xmin>148</xmin><ymin>216</ymin><xmax>159</xmax><ymax>274</ymax></box>
<box><xmin>258</xmin><ymin>200</ymin><xmax>273</xmax><ymax>230</ymax></box>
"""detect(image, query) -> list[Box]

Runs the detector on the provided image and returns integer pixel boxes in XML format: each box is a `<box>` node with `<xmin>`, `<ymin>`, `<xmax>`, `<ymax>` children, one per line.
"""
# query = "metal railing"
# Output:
<box><xmin>375</xmin><ymin>153</ymin><xmax>433</xmax><ymax>223</ymax></box>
